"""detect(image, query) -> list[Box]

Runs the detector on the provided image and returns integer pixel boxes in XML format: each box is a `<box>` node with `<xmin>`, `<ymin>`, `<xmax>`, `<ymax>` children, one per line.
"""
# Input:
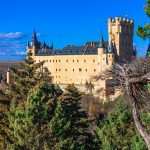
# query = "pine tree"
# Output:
<box><xmin>3</xmin><ymin>82</ymin><xmax>63</xmax><ymax>150</ymax></box>
<box><xmin>6</xmin><ymin>52</ymin><xmax>52</xmax><ymax>103</ymax></box>
<box><xmin>137</xmin><ymin>0</ymin><xmax>150</xmax><ymax>57</ymax></box>
<box><xmin>49</xmin><ymin>84</ymin><xmax>96</xmax><ymax>150</ymax></box>
<box><xmin>137</xmin><ymin>0</ymin><xmax>150</xmax><ymax>39</ymax></box>
<box><xmin>0</xmin><ymin>52</ymin><xmax>54</xmax><ymax>149</ymax></box>
<box><xmin>95</xmin><ymin>100</ymin><xmax>147</xmax><ymax>150</ymax></box>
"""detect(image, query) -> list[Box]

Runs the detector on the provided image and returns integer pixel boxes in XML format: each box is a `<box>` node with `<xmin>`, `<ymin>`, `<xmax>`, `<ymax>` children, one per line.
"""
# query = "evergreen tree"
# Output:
<box><xmin>0</xmin><ymin>52</ymin><xmax>54</xmax><ymax>149</ymax></box>
<box><xmin>3</xmin><ymin>82</ymin><xmax>63</xmax><ymax>150</ymax></box>
<box><xmin>6</xmin><ymin>52</ymin><xmax>52</xmax><ymax>103</ymax></box>
<box><xmin>96</xmin><ymin>100</ymin><xmax>147</xmax><ymax>150</ymax></box>
<box><xmin>49</xmin><ymin>84</ymin><xmax>96</xmax><ymax>150</ymax></box>
<box><xmin>137</xmin><ymin>0</ymin><xmax>150</xmax><ymax>57</ymax></box>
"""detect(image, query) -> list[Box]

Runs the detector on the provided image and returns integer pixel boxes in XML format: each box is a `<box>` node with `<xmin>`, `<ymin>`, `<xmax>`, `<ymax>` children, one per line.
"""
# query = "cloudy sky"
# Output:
<box><xmin>0</xmin><ymin>0</ymin><xmax>148</xmax><ymax>61</ymax></box>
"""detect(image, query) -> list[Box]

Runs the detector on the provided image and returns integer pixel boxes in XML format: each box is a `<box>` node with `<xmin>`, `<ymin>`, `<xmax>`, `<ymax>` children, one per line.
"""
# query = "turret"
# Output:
<box><xmin>32</xmin><ymin>29</ymin><xmax>38</xmax><ymax>46</ymax></box>
<box><xmin>7</xmin><ymin>67</ymin><xmax>10</xmax><ymax>84</ymax></box>
<box><xmin>50</xmin><ymin>42</ymin><xmax>54</xmax><ymax>49</ymax></box>
<box><xmin>108</xmin><ymin>40</ymin><xmax>114</xmax><ymax>53</ymax></box>
<box><xmin>108</xmin><ymin>17</ymin><xmax>134</xmax><ymax>63</ymax></box>
<box><xmin>98</xmin><ymin>35</ymin><xmax>105</xmax><ymax>55</ymax></box>
<box><xmin>146</xmin><ymin>41</ymin><xmax>150</xmax><ymax>57</ymax></box>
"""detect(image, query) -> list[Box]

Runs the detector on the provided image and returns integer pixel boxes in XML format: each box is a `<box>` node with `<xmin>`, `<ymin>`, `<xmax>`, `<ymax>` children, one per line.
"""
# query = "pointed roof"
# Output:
<box><xmin>27</xmin><ymin>41</ymin><xmax>30</xmax><ymax>47</ymax></box>
<box><xmin>146</xmin><ymin>42</ymin><xmax>150</xmax><ymax>57</ymax></box>
<box><xmin>50</xmin><ymin>42</ymin><xmax>54</xmax><ymax>49</ymax></box>
<box><xmin>99</xmin><ymin>35</ymin><xmax>105</xmax><ymax>48</ymax></box>
<box><xmin>32</xmin><ymin>29</ymin><xmax>38</xmax><ymax>45</ymax></box>
<box><xmin>108</xmin><ymin>40</ymin><xmax>114</xmax><ymax>53</ymax></box>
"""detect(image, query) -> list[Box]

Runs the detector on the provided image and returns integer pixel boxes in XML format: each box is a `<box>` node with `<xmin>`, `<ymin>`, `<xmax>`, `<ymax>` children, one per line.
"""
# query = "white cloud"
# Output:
<box><xmin>0</xmin><ymin>32</ymin><xmax>24</xmax><ymax>39</ymax></box>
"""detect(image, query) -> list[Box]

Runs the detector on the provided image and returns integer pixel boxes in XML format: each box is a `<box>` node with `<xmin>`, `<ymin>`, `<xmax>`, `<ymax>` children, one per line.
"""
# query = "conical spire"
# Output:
<box><xmin>50</xmin><ymin>42</ymin><xmax>54</xmax><ymax>49</ymax></box>
<box><xmin>99</xmin><ymin>34</ymin><xmax>105</xmax><ymax>48</ymax></box>
<box><xmin>43</xmin><ymin>41</ymin><xmax>47</xmax><ymax>50</ymax></box>
<box><xmin>27</xmin><ymin>41</ymin><xmax>30</xmax><ymax>47</ymax></box>
<box><xmin>133</xmin><ymin>46</ymin><xmax>137</xmax><ymax>57</ymax></box>
<box><xmin>146</xmin><ymin>39</ymin><xmax>150</xmax><ymax>57</ymax></box>
<box><xmin>108</xmin><ymin>40</ymin><xmax>114</xmax><ymax>53</ymax></box>
<box><xmin>32</xmin><ymin>29</ymin><xmax>38</xmax><ymax>45</ymax></box>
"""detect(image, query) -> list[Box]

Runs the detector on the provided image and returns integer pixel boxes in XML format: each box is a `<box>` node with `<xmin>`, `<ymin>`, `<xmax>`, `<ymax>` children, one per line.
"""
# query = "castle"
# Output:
<box><xmin>27</xmin><ymin>17</ymin><xmax>135</xmax><ymax>100</ymax></box>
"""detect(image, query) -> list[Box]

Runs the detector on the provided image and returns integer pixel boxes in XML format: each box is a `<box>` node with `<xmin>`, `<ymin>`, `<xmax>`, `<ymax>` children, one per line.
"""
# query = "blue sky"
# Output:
<box><xmin>0</xmin><ymin>0</ymin><xmax>149</xmax><ymax>61</ymax></box>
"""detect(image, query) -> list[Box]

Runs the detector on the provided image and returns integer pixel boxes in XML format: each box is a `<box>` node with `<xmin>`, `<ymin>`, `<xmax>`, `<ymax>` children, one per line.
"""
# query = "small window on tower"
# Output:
<box><xmin>79</xmin><ymin>68</ymin><xmax>82</xmax><ymax>72</ymax></box>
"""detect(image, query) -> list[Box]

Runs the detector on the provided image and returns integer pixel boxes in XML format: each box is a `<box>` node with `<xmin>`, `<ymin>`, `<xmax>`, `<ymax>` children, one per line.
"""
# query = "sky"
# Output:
<box><xmin>0</xmin><ymin>0</ymin><xmax>149</xmax><ymax>61</ymax></box>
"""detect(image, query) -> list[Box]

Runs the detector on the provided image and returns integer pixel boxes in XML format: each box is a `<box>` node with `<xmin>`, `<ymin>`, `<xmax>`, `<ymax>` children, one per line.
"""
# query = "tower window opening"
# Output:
<box><xmin>79</xmin><ymin>68</ymin><xmax>82</xmax><ymax>72</ymax></box>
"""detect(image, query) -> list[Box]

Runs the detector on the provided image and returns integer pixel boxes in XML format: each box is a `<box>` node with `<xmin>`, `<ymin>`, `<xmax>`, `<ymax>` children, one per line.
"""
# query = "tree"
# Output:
<box><xmin>137</xmin><ymin>0</ymin><xmax>150</xmax><ymax>40</ymax></box>
<box><xmin>49</xmin><ymin>84</ymin><xmax>96</xmax><ymax>149</ymax></box>
<box><xmin>3</xmin><ymin>82</ymin><xmax>63</xmax><ymax>149</ymax></box>
<box><xmin>0</xmin><ymin>52</ymin><xmax>53</xmax><ymax>148</ymax></box>
<box><xmin>137</xmin><ymin>0</ymin><xmax>150</xmax><ymax>57</ymax></box>
<box><xmin>96</xmin><ymin>99</ymin><xmax>147</xmax><ymax>150</ymax></box>
<box><xmin>93</xmin><ymin>58</ymin><xmax>150</xmax><ymax>149</ymax></box>
<box><xmin>6</xmin><ymin>52</ymin><xmax>52</xmax><ymax>103</ymax></box>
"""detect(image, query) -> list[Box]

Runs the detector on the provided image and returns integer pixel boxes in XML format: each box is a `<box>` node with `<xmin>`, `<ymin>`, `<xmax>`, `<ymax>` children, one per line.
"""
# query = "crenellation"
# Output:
<box><xmin>27</xmin><ymin>17</ymin><xmax>135</xmax><ymax>100</ymax></box>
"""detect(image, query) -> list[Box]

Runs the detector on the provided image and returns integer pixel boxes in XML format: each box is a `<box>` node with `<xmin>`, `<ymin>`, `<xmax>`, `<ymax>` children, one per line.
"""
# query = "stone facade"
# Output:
<box><xmin>27</xmin><ymin>17</ymin><xmax>135</xmax><ymax>100</ymax></box>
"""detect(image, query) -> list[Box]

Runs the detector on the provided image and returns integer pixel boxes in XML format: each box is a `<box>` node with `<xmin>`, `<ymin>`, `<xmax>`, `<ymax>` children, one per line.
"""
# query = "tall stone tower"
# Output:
<box><xmin>108</xmin><ymin>17</ymin><xmax>134</xmax><ymax>63</ymax></box>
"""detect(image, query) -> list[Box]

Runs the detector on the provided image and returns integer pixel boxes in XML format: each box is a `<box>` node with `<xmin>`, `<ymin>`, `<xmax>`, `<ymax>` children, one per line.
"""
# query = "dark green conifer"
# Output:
<box><xmin>50</xmin><ymin>84</ymin><xmax>96</xmax><ymax>149</ymax></box>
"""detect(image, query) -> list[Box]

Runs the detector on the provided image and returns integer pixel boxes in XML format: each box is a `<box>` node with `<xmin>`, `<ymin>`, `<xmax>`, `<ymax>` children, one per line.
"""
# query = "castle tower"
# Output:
<box><xmin>7</xmin><ymin>67</ymin><xmax>10</xmax><ymax>84</ymax></box>
<box><xmin>107</xmin><ymin>40</ymin><xmax>114</xmax><ymax>66</ymax></box>
<box><xmin>108</xmin><ymin>17</ymin><xmax>134</xmax><ymax>63</ymax></box>
<box><xmin>27</xmin><ymin>30</ymin><xmax>38</xmax><ymax>56</ymax></box>
<box><xmin>98</xmin><ymin>35</ymin><xmax>105</xmax><ymax>55</ymax></box>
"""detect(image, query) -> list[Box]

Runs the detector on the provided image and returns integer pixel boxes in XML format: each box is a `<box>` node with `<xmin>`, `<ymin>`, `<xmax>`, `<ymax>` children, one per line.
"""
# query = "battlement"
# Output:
<box><xmin>108</xmin><ymin>17</ymin><xmax>134</xmax><ymax>25</ymax></box>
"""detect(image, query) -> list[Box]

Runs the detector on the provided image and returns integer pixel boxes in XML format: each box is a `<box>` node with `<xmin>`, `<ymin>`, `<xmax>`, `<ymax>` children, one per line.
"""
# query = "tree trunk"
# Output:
<box><xmin>132</xmin><ymin>101</ymin><xmax>150</xmax><ymax>150</ymax></box>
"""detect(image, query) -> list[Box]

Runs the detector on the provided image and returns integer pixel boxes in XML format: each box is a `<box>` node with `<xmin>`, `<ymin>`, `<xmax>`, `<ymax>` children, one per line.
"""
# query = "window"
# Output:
<box><xmin>77</xmin><ymin>60</ymin><xmax>79</xmax><ymax>62</ymax></box>
<box><xmin>53</xmin><ymin>60</ymin><xmax>54</xmax><ymax>62</ymax></box>
<box><xmin>103</xmin><ymin>58</ymin><xmax>105</xmax><ymax>60</ymax></box>
<box><xmin>84</xmin><ymin>60</ymin><xmax>86</xmax><ymax>62</ymax></box>
<box><xmin>50</xmin><ymin>60</ymin><xmax>51</xmax><ymax>62</ymax></box>
<box><xmin>65</xmin><ymin>69</ymin><xmax>67</xmax><ymax>71</ymax></box>
<box><xmin>59</xmin><ymin>60</ymin><xmax>61</xmax><ymax>62</ymax></box>
<box><xmin>94</xmin><ymin>69</ymin><xmax>96</xmax><ymax>72</ymax></box>
<box><xmin>85</xmin><ymin>69</ymin><xmax>87</xmax><ymax>72</ymax></box>
<box><xmin>59</xmin><ymin>69</ymin><xmax>61</xmax><ymax>71</ymax></box>
<box><xmin>79</xmin><ymin>68</ymin><xmax>82</xmax><ymax>72</ymax></box>
<box><xmin>73</xmin><ymin>69</ymin><xmax>74</xmax><ymax>72</ymax></box>
<box><xmin>56</xmin><ymin>69</ymin><xmax>57</xmax><ymax>71</ymax></box>
<box><xmin>73</xmin><ymin>60</ymin><xmax>74</xmax><ymax>62</ymax></box>
<box><xmin>56</xmin><ymin>60</ymin><xmax>57</xmax><ymax>62</ymax></box>
<box><xmin>66</xmin><ymin>60</ymin><xmax>68</xmax><ymax>62</ymax></box>
<box><xmin>109</xmin><ymin>55</ymin><xmax>110</xmax><ymax>58</ymax></box>
<box><xmin>93</xmin><ymin>60</ymin><xmax>95</xmax><ymax>62</ymax></box>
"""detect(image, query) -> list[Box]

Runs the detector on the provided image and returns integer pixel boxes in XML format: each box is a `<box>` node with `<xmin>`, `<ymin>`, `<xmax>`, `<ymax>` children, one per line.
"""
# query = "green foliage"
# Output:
<box><xmin>96</xmin><ymin>100</ymin><xmax>147</xmax><ymax>150</ymax></box>
<box><xmin>3</xmin><ymin>82</ymin><xmax>62</xmax><ymax>150</ymax></box>
<box><xmin>49</xmin><ymin>84</ymin><xmax>96</xmax><ymax>150</ymax></box>
<box><xmin>137</xmin><ymin>1</ymin><xmax>150</xmax><ymax>39</ymax></box>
